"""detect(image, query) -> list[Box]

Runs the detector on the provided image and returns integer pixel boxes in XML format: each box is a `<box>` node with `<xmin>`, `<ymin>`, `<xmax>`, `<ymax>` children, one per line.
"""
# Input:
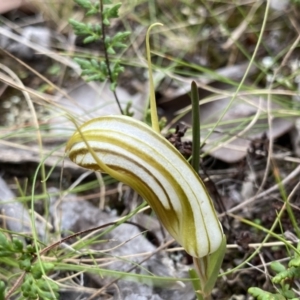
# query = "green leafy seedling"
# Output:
<box><xmin>69</xmin><ymin>0</ymin><xmax>130</xmax><ymax>117</ymax></box>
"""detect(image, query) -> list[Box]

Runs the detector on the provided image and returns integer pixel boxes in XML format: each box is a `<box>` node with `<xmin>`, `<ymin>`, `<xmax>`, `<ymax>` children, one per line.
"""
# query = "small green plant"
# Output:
<box><xmin>69</xmin><ymin>0</ymin><xmax>131</xmax><ymax>113</ymax></box>
<box><xmin>66</xmin><ymin>24</ymin><xmax>226</xmax><ymax>300</ymax></box>
<box><xmin>0</xmin><ymin>232</ymin><xmax>58</xmax><ymax>300</ymax></box>
<box><xmin>248</xmin><ymin>241</ymin><xmax>300</xmax><ymax>300</ymax></box>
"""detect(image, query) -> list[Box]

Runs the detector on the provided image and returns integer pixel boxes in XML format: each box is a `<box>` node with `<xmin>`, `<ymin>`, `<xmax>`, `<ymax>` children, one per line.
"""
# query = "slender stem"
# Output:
<box><xmin>193</xmin><ymin>257</ymin><xmax>212</xmax><ymax>300</ymax></box>
<box><xmin>190</xmin><ymin>81</ymin><xmax>200</xmax><ymax>173</ymax></box>
<box><xmin>99</xmin><ymin>0</ymin><xmax>123</xmax><ymax>114</ymax></box>
<box><xmin>146</xmin><ymin>23</ymin><xmax>163</xmax><ymax>133</ymax></box>
<box><xmin>190</xmin><ymin>82</ymin><xmax>213</xmax><ymax>300</ymax></box>
<box><xmin>189</xmin><ymin>268</ymin><xmax>203</xmax><ymax>300</ymax></box>
<box><xmin>5</xmin><ymin>272</ymin><xmax>25</xmax><ymax>300</ymax></box>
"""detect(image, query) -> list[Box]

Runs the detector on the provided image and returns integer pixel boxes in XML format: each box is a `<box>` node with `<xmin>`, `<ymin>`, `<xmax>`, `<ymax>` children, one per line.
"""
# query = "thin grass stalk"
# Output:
<box><xmin>146</xmin><ymin>23</ymin><xmax>163</xmax><ymax>133</ymax></box>
<box><xmin>191</xmin><ymin>81</ymin><xmax>200</xmax><ymax>172</ymax></box>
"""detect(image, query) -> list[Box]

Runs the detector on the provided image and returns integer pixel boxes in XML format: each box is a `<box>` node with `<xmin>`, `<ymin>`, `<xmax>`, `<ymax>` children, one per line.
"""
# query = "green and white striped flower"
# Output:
<box><xmin>66</xmin><ymin>115</ymin><xmax>223</xmax><ymax>258</ymax></box>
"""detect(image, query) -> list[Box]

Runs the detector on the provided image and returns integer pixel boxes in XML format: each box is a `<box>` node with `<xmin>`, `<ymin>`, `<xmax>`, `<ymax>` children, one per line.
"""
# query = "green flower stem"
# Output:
<box><xmin>194</xmin><ymin>257</ymin><xmax>210</xmax><ymax>300</ymax></box>
<box><xmin>189</xmin><ymin>268</ymin><xmax>204</xmax><ymax>300</ymax></box>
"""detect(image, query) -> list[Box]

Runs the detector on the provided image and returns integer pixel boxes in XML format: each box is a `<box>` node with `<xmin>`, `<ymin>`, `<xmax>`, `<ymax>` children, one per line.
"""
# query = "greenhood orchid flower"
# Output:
<box><xmin>66</xmin><ymin>23</ymin><xmax>225</xmax><ymax>300</ymax></box>
<box><xmin>66</xmin><ymin>115</ymin><xmax>223</xmax><ymax>258</ymax></box>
